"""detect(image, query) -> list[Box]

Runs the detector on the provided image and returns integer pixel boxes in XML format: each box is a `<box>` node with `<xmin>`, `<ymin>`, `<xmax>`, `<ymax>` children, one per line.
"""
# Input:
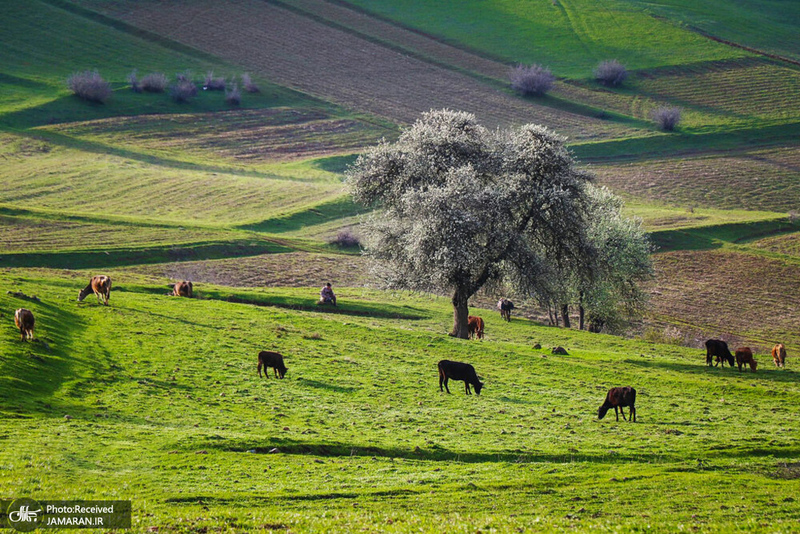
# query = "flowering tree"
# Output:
<box><xmin>347</xmin><ymin>110</ymin><xmax>599</xmax><ymax>338</ymax></box>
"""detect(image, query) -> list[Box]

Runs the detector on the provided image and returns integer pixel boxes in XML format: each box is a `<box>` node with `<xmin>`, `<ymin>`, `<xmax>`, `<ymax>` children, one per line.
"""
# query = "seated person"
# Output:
<box><xmin>319</xmin><ymin>283</ymin><xmax>336</xmax><ymax>306</ymax></box>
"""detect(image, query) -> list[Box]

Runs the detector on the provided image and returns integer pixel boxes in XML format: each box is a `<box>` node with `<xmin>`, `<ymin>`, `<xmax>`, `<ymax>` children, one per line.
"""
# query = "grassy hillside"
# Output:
<box><xmin>2</xmin><ymin>271</ymin><xmax>800</xmax><ymax>532</ymax></box>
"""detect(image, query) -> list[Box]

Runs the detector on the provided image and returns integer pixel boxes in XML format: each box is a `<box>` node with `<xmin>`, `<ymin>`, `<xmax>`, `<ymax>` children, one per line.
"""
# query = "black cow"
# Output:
<box><xmin>705</xmin><ymin>339</ymin><xmax>734</xmax><ymax>367</ymax></box>
<box><xmin>598</xmin><ymin>386</ymin><xmax>636</xmax><ymax>422</ymax></box>
<box><xmin>258</xmin><ymin>351</ymin><xmax>288</xmax><ymax>379</ymax></box>
<box><xmin>438</xmin><ymin>360</ymin><xmax>483</xmax><ymax>395</ymax></box>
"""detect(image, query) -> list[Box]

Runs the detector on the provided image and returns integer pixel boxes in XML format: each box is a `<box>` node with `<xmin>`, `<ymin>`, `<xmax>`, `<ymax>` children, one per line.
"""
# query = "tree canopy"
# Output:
<box><xmin>347</xmin><ymin>110</ymin><xmax>650</xmax><ymax>337</ymax></box>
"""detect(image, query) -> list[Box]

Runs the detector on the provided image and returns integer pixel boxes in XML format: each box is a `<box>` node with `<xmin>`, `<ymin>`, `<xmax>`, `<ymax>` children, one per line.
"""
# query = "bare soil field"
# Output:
<box><xmin>633</xmin><ymin>58</ymin><xmax>800</xmax><ymax>126</ymax></box>
<box><xmin>593</xmin><ymin>145</ymin><xmax>800</xmax><ymax>213</ymax></box>
<box><xmin>648</xmin><ymin>249</ymin><xmax>800</xmax><ymax>353</ymax></box>
<box><xmin>42</xmin><ymin>108</ymin><xmax>393</xmax><ymax>164</ymax></box>
<box><xmin>74</xmin><ymin>0</ymin><xmax>651</xmax><ymax>140</ymax></box>
<box><xmin>751</xmin><ymin>232</ymin><xmax>800</xmax><ymax>258</ymax></box>
<box><xmin>130</xmin><ymin>251</ymin><xmax>369</xmax><ymax>289</ymax></box>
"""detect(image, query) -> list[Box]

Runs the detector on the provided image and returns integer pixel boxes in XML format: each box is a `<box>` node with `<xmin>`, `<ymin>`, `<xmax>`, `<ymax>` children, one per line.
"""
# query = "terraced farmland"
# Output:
<box><xmin>649</xmin><ymin>249</ymin><xmax>800</xmax><ymax>351</ymax></box>
<box><xmin>72</xmin><ymin>0</ymin><xmax>654</xmax><ymax>140</ymax></box>
<box><xmin>0</xmin><ymin>133</ymin><xmax>344</xmax><ymax>225</ymax></box>
<box><xmin>41</xmin><ymin>107</ymin><xmax>395</xmax><ymax>166</ymax></box>
<box><xmin>593</xmin><ymin>145</ymin><xmax>800</xmax><ymax>213</ymax></box>
<box><xmin>633</xmin><ymin>58</ymin><xmax>800</xmax><ymax>129</ymax></box>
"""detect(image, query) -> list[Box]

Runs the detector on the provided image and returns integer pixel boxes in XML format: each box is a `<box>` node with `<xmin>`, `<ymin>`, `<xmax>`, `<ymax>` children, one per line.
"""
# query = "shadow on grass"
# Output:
<box><xmin>239</xmin><ymin>197</ymin><xmax>367</xmax><ymax>234</ymax></box>
<box><xmin>1</xmin><ymin>240</ymin><xmax>291</xmax><ymax>269</ymax></box>
<box><xmin>185</xmin><ymin>437</ymin><xmax>676</xmax><ymax>465</ymax></box>
<box><xmin>297</xmin><ymin>378</ymin><xmax>358</xmax><ymax>393</ymax></box>
<box><xmin>650</xmin><ymin>218</ymin><xmax>800</xmax><ymax>252</ymax></box>
<box><xmin>623</xmin><ymin>358</ymin><xmax>800</xmax><ymax>383</ymax></box>
<box><xmin>205</xmin><ymin>292</ymin><xmax>429</xmax><ymax>320</ymax></box>
<box><xmin>0</xmin><ymin>298</ymin><xmax>89</xmax><ymax>413</ymax></box>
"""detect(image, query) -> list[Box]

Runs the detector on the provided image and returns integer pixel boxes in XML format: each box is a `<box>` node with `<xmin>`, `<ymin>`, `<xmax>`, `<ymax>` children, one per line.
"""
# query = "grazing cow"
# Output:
<box><xmin>735</xmin><ymin>347</ymin><xmax>757</xmax><ymax>372</ymax></box>
<box><xmin>173</xmin><ymin>281</ymin><xmax>193</xmax><ymax>298</ymax></box>
<box><xmin>438</xmin><ymin>360</ymin><xmax>483</xmax><ymax>395</ymax></box>
<box><xmin>705</xmin><ymin>339</ymin><xmax>734</xmax><ymax>367</ymax></box>
<box><xmin>257</xmin><ymin>351</ymin><xmax>288</xmax><ymax>379</ymax></box>
<box><xmin>497</xmin><ymin>298</ymin><xmax>514</xmax><ymax>322</ymax></box>
<box><xmin>14</xmin><ymin>308</ymin><xmax>34</xmax><ymax>342</ymax></box>
<box><xmin>467</xmin><ymin>315</ymin><xmax>484</xmax><ymax>340</ymax></box>
<box><xmin>78</xmin><ymin>275</ymin><xmax>112</xmax><ymax>306</ymax></box>
<box><xmin>598</xmin><ymin>386</ymin><xmax>636</xmax><ymax>422</ymax></box>
<box><xmin>772</xmin><ymin>343</ymin><xmax>787</xmax><ymax>368</ymax></box>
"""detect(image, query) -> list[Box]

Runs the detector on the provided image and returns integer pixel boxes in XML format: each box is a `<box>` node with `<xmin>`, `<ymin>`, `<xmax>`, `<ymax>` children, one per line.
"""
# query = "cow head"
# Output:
<box><xmin>473</xmin><ymin>381</ymin><xmax>484</xmax><ymax>395</ymax></box>
<box><xmin>598</xmin><ymin>405</ymin><xmax>610</xmax><ymax>420</ymax></box>
<box><xmin>77</xmin><ymin>287</ymin><xmax>92</xmax><ymax>302</ymax></box>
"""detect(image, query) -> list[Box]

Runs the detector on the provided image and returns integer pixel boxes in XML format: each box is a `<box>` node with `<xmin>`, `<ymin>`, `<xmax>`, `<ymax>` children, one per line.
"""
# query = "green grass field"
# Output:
<box><xmin>2</xmin><ymin>0</ymin><xmax>800</xmax><ymax>531</ymax></box>
<box><xmin>2</xmin><ymin>271</ymin><xmax>800</xmax><ymax>532</ymax></box>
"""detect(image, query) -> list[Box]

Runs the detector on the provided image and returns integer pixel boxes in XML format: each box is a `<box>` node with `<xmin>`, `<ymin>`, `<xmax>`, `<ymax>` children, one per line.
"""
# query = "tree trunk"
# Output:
<box><xmin>579</xmin><ymin>292</ymin><xmax>585</xmax><ymax>330</ymax></box>
<box><xmin>450</xmin><ymin>288</ymin><xmax>470</xmax><ymax>339</ymax></box>
<box><xmin>561</xmin><ymin>304</ymin><xmax>571</xmax><ymax>328</ymax></box>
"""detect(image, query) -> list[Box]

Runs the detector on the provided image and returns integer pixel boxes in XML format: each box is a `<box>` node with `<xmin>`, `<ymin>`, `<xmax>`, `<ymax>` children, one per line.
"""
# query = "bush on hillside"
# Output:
<box><xmin>204</xmin><ymin>71</ymin><xmax>226</xmax><ymax>91</ymax></box>
<box><xmin>241</xmin><ymin>73</ymin><xmax>260</xmax><ymax>93</ymax></box>
<box><xmin>141</xmin><ymin>72</ymin><xmax>169</xmax><ymax>93</ymax></box>
<box><xmin>594</xmin><ymin>60</ymin><xmax>628</xmax><ymax>87</ymax></box>
<box><xmin>652</xmin><ymin>106</ymin><xmax>681</xmax><ymax>131</ymax></box>
<box><xmin>67</xmin><ymin>70</ymin><xmax>112</xmax><ymax>103</ymax></box>
<box><xmin>128</xmin><ymin>70</ymin><xmax>141</xmax><ymax>93</ymax></box>
<box><xmin>176</xmin><ymin>71</ymin><xmax>193</xmax><ymax>84</ymax></box>
<box><xmin>225</xmin><ymin>84</ymin><xmax>241</xmax><ymax>106</ymax></box>
<box><xmin>509</xmin><ymin>64</ymin><xmax>556</xmax><ymax>96</ymax></box>
<box><xmin>329</xmin><ymin>229</ymin><xmax>360</xmax><ymax>248</ymax></box>
<box><xmin>170</xmin><ymin>80</ymin><xmax>198</xmax><ymax>103</ymax></box>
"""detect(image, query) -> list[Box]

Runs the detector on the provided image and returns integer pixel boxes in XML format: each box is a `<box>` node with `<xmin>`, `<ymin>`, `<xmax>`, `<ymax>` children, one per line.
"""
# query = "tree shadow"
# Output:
<box><xmin>623</xmin><ymin>358</ymin><xmax>800</xmax><ymax>384</ymax></box>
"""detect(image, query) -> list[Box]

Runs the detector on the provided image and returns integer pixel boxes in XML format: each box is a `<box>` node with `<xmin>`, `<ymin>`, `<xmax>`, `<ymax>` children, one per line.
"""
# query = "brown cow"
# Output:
<box><xmin>258</xmin><ymin>351</ymin><xmax>288</xmax><ymax>379</ymax></box>
<box><xmin>772</xmin><ymin>343</ymin><xmax>787</xmax><ymax>368</ymax></box>
<box><xmin>467</xmin><ymin>316</ymin><xmax>484</xmax><ymax>340</ymax></box>
<box><xmin>173</xmin><ymin>281</ymin><xmax>193</xmax><ymax>298</ymax></box>
<box><xmin>14</xmin><ymin>308</ymin><xmax>34</xmax><ymax>342</ymax></box>
<box><xmin>78</xmin><ymin>275</ymin><xmax>112</xmax><ymax>306</ymax></box>
<box><xmin>735</xmin><ymin>347</ymin><xmax>757</xmax><ymax>372</ymax></box>
<box><xmin>598</xmin><ymin>386</ymin><xmax>636</xmax><ymax>422</ymax></box>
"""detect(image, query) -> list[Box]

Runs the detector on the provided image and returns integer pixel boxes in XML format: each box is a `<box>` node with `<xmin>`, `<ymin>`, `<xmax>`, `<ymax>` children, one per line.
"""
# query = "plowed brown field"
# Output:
<box><xmin>75</xmin><ymin>0</ymin><xmax>649</xmax><ymax>140</ymax></box>
<box><xmin>42</xmin><ymin>108</ymin><xmax>393</xmax><ymax>163</ymax></box>
<box><xmin>648</xmin><ymin>249</ymin><xmax>800</xmax><ymax>352</ymax></box>
<box><xmin>593</xmin><ymin>145</ymin><xmax>800</xmax><ymax>213</ymax></box>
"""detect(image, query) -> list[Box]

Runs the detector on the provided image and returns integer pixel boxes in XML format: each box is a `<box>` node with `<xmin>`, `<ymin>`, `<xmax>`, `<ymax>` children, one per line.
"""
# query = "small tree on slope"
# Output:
<box><xmin>347</xmin><ymin>110</ymin><xmax>602</xmax><ymax>338</ymax></box>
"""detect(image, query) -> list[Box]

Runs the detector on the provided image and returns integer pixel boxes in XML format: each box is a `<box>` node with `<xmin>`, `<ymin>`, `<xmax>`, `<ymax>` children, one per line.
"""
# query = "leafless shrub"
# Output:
<box><xmin>509</xmin><ymin>64</ymin><xmax>555</xmax><ymax>96</ymax></box>
<box><xmin>652</xmin><ymin>106</ymin><xmax>681</xmax><ymax>131</ymax></box>
<box><xmin>67</xmin><ymin>70</ymin><xmax>112</xmax><ymax>103</ymax></box>
<box><xmin>225</xmin><ymin>84</ymin><xmax>241</xmax><ymax>105</ymax></box>
<box><xmin>241</xmin><ymin>73</ymin><xmax>260</xmax><ymax>93</ymax></box>
<box><xmin>141</xmin><ymin>72</ymin><xmax>169</xmax><ymax>93</ymax></box>
<box><xmin>170</xmin><ymin>80</ymin><xmax>198</xmax><ymax>103</ymax></box>
<box><xmin>128</xmin><ymin>70</ymin><xmax>141</xmax><ymax>93</ymax></box>
<box><xmin>203</xmin><ymin>71</ymin><xmax>226</xmax><ymax>91</ymax></box>
<box><xmin>329</xmin><ymin>229</ymin><xmax>360</xmax><ymax>248</ymax></box>
<box><xmin>176</xmin><ymin>71</ymin><xmax>193</xmax><ymax>84</ymax></box>
<box><xmin>789</xmin><ymin>211</ymin><xmax>799</xmax><ymax>223</ymax></box>
<box><xmin>594</xmin><ymin>60</ymin><xmax>628</xmax><ymax>87</ymax></box>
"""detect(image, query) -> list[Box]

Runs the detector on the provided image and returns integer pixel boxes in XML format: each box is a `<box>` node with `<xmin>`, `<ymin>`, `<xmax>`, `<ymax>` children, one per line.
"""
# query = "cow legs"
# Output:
<box><xmin>19</xmin><ymin>327</ymin><xmax>26</xmax><ymax>342</ymax></box>
<box><xmin>273</xmin><ymin>367</ymin><xmax>279</xmax><ymax>378</ymax></box>
<box><xmin>465</xmin><ymin>382</ymin><xmax>471</xmax><ymax>395</ymax></box>
<box><xmin>258</xmin><ymin>361</ymin><xmax>265</xmax><ymax>378</ymax></box>
<box><xmin>614</xmin><ymin>406</ymin><xmax>620</xmax><ymax>421</ymax></box>
<box><xmin>440</xmin><ymin>375</ymin><xmax>450</xmax><ymax>394</ymax></box>
<box><xmin>629</xmin><ymin>406</ymin><xmax>636</xmax><ymax>422</ymax></box>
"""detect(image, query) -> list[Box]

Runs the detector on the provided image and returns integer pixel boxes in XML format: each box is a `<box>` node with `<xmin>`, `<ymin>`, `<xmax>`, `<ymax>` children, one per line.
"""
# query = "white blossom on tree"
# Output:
<box><xmin>347</xmin><ymin>110</ymin><xmax>603</xmax><ymax>338</ymax></box>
